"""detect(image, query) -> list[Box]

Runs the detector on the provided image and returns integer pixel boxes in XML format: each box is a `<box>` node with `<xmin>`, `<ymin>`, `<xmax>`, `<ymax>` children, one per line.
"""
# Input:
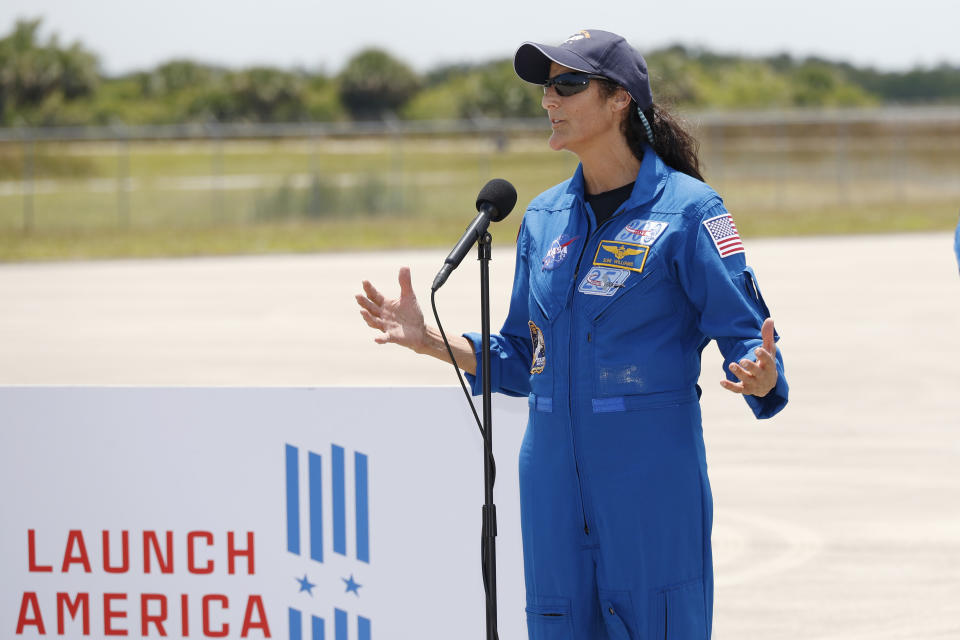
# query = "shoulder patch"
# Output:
<box><xmin>541</xmin><ymin>233</ymin><xmax>579</xmax><ymax>271</ymax></box>
<box><xmin>528</xmin><ymin>321</ymin><xmax>545</xmax><ymax>374</ymax></box>
<box><xmin>702</xmin><ymin>213</ymin><xmax>744</xmax><ymax>258</ymax></box>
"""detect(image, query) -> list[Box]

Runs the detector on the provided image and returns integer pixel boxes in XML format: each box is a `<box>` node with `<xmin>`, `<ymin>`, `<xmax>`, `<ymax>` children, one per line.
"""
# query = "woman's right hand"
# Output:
<box><xmin>356</xmin><ymin>267</ymin><xmax>428</xmax><ymax>353</ymax></box>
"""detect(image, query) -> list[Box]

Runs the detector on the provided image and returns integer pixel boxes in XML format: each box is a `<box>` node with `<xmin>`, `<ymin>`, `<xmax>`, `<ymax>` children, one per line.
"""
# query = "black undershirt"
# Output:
<box><xmin>585</xmin><ymin>181</ymin><xmax>635</xmax><ymax>228</ymax></box>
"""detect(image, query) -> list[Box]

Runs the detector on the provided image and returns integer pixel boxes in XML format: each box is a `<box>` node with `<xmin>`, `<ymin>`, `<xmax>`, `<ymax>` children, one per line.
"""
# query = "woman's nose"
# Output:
<box><xmin>541</xmin><ymin>88</ymin><xmax>560</xmax><ymax>109</ymax></box>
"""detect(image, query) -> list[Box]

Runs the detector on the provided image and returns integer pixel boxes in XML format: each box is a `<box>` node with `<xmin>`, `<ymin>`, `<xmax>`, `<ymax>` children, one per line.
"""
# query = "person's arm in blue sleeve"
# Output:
<box><xmin>355</xmin><ymin>218</ymin><xmax>533</xmax><ymax>397</ymax></box>
<box><xmin>676</xmin><ymin>199</ymin><xmax>789</xmax><ymax>419</ymax></box>
<box><xmin>954</xmin><ymin>213</ymin><xmax>959</xmax><ymax>275</ymax></box>
<box><xmin>463</xmin><ymin>218</ymin><xmax>534</xmax><ymax>397</ymax></box>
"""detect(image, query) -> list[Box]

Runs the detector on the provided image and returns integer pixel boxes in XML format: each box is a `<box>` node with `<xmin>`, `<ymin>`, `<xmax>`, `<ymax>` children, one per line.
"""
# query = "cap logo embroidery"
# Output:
<box><xmin>563</xmin><ymin>30</ymin><xmax>591</xmax><ymax>44</ymax></box>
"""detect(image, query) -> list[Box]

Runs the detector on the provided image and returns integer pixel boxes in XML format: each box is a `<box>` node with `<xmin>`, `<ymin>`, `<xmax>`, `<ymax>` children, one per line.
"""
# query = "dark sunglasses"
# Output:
<box><xmin>542</xmin><ymin>72</ymin><xmax>608</xmax><ymax>97</ymax></box>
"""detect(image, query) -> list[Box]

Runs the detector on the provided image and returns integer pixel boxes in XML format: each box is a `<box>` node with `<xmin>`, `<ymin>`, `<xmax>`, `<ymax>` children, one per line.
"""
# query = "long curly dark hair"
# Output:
<box><xmin>598</xmin><ymin>81</ymin><xmax>704</xmax><ymax>182</ymax></box>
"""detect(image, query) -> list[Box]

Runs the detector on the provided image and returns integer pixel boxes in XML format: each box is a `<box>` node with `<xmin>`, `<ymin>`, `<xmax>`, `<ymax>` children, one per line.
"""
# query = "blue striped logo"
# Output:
<box><xmin>287</xmin><ymin>607</ymin><xmax>371</xmax><ymax>640</ymax></box>
<box><xmin>285</xmin><ymin>443</ymin><xmax>371</xmax><ymax>640</ymax></box>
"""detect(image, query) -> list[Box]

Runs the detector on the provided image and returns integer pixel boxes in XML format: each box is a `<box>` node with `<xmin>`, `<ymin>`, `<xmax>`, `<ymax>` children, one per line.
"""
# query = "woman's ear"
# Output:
<box><xmin>609</xmin><ymin>87</ymin><xmax>632</xmax><ymax>114</ymax></box>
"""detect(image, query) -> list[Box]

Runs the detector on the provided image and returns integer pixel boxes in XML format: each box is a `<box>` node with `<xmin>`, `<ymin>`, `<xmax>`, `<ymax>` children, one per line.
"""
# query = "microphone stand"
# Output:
<box><xmin>478</xmin><ymin>230</ymin><xmax>499</xmax><ymax>640</ymax></box>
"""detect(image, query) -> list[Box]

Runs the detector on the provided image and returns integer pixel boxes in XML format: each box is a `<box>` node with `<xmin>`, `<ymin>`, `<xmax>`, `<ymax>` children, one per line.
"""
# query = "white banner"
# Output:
<box><xmin>0</xmin><ymin>387</ymin><xmax>529</xmax><ymax>639</ymax></box>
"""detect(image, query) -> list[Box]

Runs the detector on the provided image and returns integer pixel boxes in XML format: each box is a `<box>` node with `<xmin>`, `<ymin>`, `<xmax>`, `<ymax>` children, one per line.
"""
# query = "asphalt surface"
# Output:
<box><xmin>1</xmin><ymin>232</ymin><xmax>958</xmax><ymax>638</ymax></box>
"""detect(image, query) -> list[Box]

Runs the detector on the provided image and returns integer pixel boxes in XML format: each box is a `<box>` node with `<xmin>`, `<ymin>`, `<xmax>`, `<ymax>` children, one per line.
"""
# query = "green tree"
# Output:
<box><xmin>339</xmin><ymin>48</ymin><xmax>420</xmax><ymax>119</ymax></box>
<box><xmin>0</xmin><ymin>18</ymin><xmax>99</xmax><ymax>124</ymax></box>
<box><xmin>646</xmin><ymin>46</ymin><xmax>709</xmax><ymax>106</ymax></box>
<box><xmin>138</xmin><ymin>59</ymin><xmax>218</xmax><ymax>97</ymax></box>
<box><xmin>790</xmin><ymin>61</ymin><xmax>876</xmax><ymax>107</ymax></box>
<box><xmin>403</xmin><ymin>59</ymin><xmax>541</xmax><ymax>120</ymax></box>
<box><xmin>187</xmin><ymin>67</ymin><xmax>309</xmax><ymax>122</ymax></box>
<box><xmin>465</xmin><ymin>60</ymin><xmax>542</xmax><ymax>118</ymax></box>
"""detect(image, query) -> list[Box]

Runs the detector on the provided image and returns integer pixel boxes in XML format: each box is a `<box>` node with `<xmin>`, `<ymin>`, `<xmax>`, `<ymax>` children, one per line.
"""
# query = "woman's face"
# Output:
<box><xmin>541</xmin><ymin>62</ymin><xmax>627</xmax><ymax>156</ymax></box>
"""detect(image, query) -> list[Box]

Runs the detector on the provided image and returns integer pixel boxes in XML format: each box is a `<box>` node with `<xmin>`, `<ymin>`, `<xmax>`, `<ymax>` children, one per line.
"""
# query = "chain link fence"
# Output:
<box><xmin>1</xmin><ymin>107</ymin><xmax>958</xmax><ymax>236</ymax></box>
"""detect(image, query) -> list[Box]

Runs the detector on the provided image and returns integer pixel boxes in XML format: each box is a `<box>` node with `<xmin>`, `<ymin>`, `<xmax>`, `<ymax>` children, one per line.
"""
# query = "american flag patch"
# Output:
<box><xmin>703</xmin><ymin>213</ymin><xmax>745</xmax><ymax>258</ymax></box>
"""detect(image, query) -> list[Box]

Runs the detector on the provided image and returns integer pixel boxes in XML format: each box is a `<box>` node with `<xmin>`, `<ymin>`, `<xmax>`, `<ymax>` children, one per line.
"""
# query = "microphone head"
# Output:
<box><xmin>475</xmin><ymin>178</ymin><xmax>517</xmax><ymax>222</ymax></box>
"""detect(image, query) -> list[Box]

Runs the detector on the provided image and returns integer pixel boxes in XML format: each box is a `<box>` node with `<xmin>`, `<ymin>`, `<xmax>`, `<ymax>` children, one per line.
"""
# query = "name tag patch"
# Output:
<box><xmin>615</xmin><ymin>219</ymin><xmax>668</xmax><ymax>245</ymax></box>
<box><xmin>578</xmin><ymin>267</ymin><xmax>630</xmax><ymax>296</ymax></box>
<box><xmin>593</xmin><ymin>240</ymin><xmax>649</xmax><ymax>273</ymax></box>
<box><xmin>528</xmin><ymin>321</ymin><xmax>545</xmax><ymax>374</ymax></box>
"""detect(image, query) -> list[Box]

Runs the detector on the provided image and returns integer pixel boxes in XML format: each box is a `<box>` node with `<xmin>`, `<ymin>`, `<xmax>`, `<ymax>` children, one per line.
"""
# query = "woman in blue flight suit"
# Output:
<box><xmin>357</xmin><ymin>30</ymin><xmax>788</xmax><ymax>640</ymax></box>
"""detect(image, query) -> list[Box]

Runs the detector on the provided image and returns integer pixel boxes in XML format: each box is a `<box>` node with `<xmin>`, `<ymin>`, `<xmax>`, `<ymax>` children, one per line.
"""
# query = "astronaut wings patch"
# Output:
<box><xmin>703</xmin><ymin>213</ymin><xmax>745</xmax><ymax>258</ymax></box>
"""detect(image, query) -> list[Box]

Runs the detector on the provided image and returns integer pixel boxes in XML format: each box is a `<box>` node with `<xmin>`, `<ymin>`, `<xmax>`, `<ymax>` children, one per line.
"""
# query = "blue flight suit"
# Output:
<box><xmin>954</xmin><ymin>213</ymin><xmax>960</xmax><ymax>274</ymax></box>
<box><xmin>465</xmin><ymin>145</ymin><xmax>789</xmax><ymax>639</ymax></box>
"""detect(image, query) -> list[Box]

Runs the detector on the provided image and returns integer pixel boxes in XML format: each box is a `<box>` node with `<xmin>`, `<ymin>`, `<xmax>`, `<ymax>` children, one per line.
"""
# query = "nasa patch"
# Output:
<box><xmin>528</xmin><ymin>321</ymin><xmax>545</xmax><ymax>374</ymax></box>
<box><xmin>541</xmin><ymin>233</ymin><xmax>579</xmax><ymax>271</ymax></box>
<box><xmin>615</xmin><ymin>219</ymin><xmax>668</xmax><ymax>245</ymax></box>
<box><xmin>578</xmin><ymin>267</ymin><xmax>630</xmax><ymax>296</ymax></box>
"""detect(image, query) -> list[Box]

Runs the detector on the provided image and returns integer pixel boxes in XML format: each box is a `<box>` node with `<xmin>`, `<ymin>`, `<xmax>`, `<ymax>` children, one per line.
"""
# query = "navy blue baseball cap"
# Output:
<box><xmin>514</xmin><ymin>29</ymin><xmax>653</xmax><ymax>111</ymax></box>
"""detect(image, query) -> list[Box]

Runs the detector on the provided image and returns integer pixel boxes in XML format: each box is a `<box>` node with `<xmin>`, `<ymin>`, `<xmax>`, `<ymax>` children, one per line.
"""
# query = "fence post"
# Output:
<box><xmin>836</xmin><ymin>120</ymin><xmax>850</xmax><ymax>205</ymax></box>
<box><xmin>22</xmin><ymin>136</ymin><xmax>35</xmax><ymax>234</ymax></box>
<box><xmin>211</xmin><ymin>123</ymin><xmax>225</xmax><ymax>223</ymax></box>
<box><xmin>117</xmin><ymin>128</ymin><xmax>131</xmax><ymax>229</ymax></box>
<box><xmin>711</xmin><ymin>121</ymin><xmax>725</xmax><ymax>190</ymax></box>
<box><xmin>892</xmin><ymin>126</ymin><xmax>906</xmax><ymax>202</ymax></box>
<box><xmin>775</xmin><ymin>119</ymin><xmax>787</xmax><ymax>212</ymax></box>
<box><xmin>390</xmin><ymin>118</ymin><xmax>404</xmax><ymax>212</ymax></box>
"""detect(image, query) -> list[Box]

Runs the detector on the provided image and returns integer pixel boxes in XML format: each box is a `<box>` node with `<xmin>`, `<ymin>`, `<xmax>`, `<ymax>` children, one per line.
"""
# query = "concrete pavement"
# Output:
<box><xmin>1</xmin><ymin>232</ymin><xmax>958</xmax><ymax>638</ymax></box>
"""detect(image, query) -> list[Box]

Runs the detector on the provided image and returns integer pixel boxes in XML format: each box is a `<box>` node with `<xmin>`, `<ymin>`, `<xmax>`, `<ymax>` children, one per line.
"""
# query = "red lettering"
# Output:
<box><xmin>62</xmin><ymin>530</ymin><xmax>92</xmax><ymax>573</ymax></box>
<box><xmin>143</xmin><ymin>531</ymin><xmax>174</xmax><ymax>574</ymax></box>
<box><xmin>57</xmin><ymin>592</ymin><xmax>91</xmax><ymax>635</ymax></box>
<box><xmin>181</xmin><ymin>594</ymin><xmax>190</xmax><ymax>637</ymax></box>
<box><xmin>103</xmin><ymin>530</ymin><xmax>130</xmax><ymax>574</ymax></box>
<box><xmin>27</xmin><ymin>529</ymin><xmax>53</xmax><ymax>572</ymax></box>
<box><xmin>202</xmin><ymin>595</ymin><xmax>229</xmax><ymax>638</ymax></box>
<box><xmin>241</xmin><ymin>595</ymin><xmax>272</xmax><ymax>638</ymax></box>
<box><xmin>141</xmin><ymin>594</ymin><xmax>167</xmax><ymax>637</ymax></box>
<box><xmin>228</xmin><ymin>531</ymin><xmax>255</xmax><ymax>575</ymax></box>
<box><xmin>16</xmin><ymin>592</ymin><xmax>45</xmax><ymax>634</ymax></box>
<box><xmin>103</xmin><ymin>593</ymin><xmax>128</xmax><ymax>636</ymax></box>
<box><xmin>187</xmin><ymin>531</ymin><xmax>215</xmax><ymax>574</ymax></box>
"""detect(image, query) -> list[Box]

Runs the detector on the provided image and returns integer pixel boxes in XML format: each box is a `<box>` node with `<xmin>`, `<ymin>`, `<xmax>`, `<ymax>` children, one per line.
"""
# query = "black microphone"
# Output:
<box><xmin>431</xmin><ymin>178</ymin><xmax>517</xmax><ymax>291</ymax></box>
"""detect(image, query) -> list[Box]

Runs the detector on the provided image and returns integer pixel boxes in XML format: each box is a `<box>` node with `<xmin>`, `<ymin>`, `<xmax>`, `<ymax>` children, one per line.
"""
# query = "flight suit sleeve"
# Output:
<box><xmin>954</xmin><ymin>214</ymin><xmax>960</xmax><ymax>275</ymax></box>
<box><xmin>676</xmin><ymin>199</ymin><xmax>789</xmax><ymax>419</ymax></box>
<box><xmin>462</xmin><ymin>218</ymin><xmax>534</xmax><ymax>397</ymax></box>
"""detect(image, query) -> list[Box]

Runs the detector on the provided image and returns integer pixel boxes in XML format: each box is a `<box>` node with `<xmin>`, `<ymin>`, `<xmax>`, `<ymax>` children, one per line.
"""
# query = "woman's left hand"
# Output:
<box><xmin>720</xmin><ymin>318</ymin><xmax>778</xmax><ymax>397</ymax></box>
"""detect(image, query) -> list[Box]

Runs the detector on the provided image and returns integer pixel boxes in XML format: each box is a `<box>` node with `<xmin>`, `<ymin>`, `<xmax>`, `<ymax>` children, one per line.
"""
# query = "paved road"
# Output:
<box><xmin>1</xmin><ymin>232</ymin><xmax>959</xmax><ymax>638</ymax></box>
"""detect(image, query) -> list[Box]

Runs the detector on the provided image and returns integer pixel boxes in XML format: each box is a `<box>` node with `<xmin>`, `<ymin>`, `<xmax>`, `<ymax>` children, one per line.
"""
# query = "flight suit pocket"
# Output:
<box><xmin>655</xmin><ymin>578</ymin><xmax>707</xmax><ymax>640</ymax></box>
<box><xmin>525</xmin><ymin>597</ymin><xmax>574</xmax><ymax>639</ymax></box>
<box><xmin>740</xmin><ymin>266</ymin><xmax>771</xmax><ymax>319</ymax></box>
<box><xmin>599</xmin><ymin>590</ymin><xmax>638</xmax><ymax>639</ymax></box>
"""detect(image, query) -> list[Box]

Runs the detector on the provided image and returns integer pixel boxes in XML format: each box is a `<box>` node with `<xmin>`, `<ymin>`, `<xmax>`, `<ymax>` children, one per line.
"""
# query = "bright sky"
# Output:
<box><xmin>2</xmin><ymin>0</ymin><xmax>958</xmax><ymax>75</ymax></box>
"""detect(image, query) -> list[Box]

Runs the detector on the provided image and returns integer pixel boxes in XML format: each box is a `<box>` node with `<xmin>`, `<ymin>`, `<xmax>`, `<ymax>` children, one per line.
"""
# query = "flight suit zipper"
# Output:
<box><xmin>567</xmin><ymin>203</ymin><xmax>630</xmax><ymax>537</ymax></box>
<box><xmin>568</xmin><ymin>318</ymin><xmax>591</xmax><ymax>537</ymax></box>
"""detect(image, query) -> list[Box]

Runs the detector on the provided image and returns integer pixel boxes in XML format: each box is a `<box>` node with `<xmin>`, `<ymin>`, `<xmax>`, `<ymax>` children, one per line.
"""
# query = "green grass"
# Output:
<box><xmin>3</xmin><ymin>199</ymin><xmax>957</xmax><ymax>262</ymax></box>
<box><xmin>1</xmin><ymin>133</ymin><xmax>958</xmax><ymax>262</ymax></box>
<box><xmin>0</xmin><ymin>217</ymin><xmax>510</xmax><ymax>261</ymax></box>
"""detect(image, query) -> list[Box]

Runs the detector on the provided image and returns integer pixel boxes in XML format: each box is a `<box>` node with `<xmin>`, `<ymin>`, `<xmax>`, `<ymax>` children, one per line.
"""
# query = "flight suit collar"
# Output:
<box><xmin>564</xmin><ymin>143</ymin><xmax>668</xmax><ymax>212</ymax></box>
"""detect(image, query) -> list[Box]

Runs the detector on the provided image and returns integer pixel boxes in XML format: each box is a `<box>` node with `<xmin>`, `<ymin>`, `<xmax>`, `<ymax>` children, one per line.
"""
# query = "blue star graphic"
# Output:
<box><xmin>296</xmin><ymin>574</ymin><xmax>316</xmax><ymax>595</ymax></box>
<box><xmin>343</xmin><ymin>574</ymin><xmax>362</xmax><ymax>596</ymax></box>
